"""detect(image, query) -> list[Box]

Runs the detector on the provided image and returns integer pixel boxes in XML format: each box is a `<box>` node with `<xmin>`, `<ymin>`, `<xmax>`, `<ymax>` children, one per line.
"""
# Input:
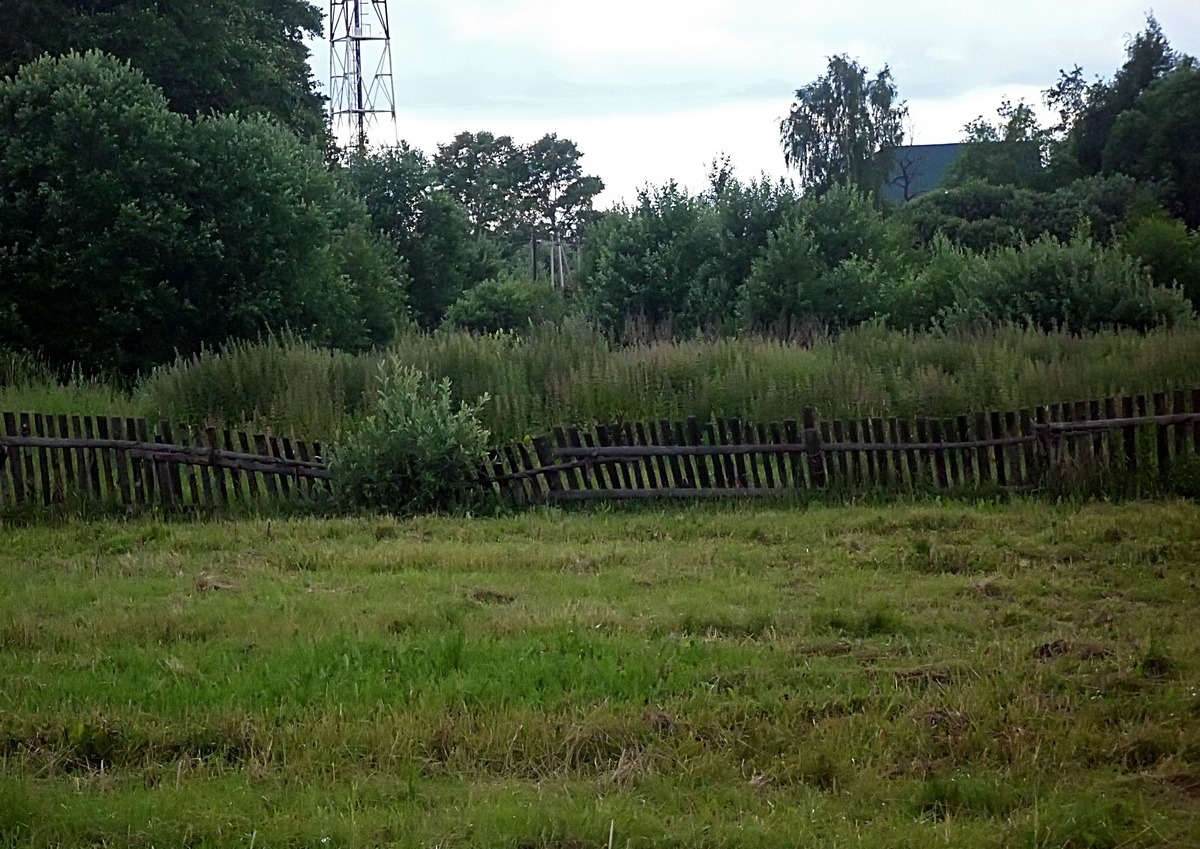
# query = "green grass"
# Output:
<box><xmin>1</xmin><ymin>500</ymin><xmax>1198</xmax><ymax>847</ymax></box>
<box><xmin>8</xmin><ymin>320</ymin><xmax>1198</xmax><ymax>445</ymax></box>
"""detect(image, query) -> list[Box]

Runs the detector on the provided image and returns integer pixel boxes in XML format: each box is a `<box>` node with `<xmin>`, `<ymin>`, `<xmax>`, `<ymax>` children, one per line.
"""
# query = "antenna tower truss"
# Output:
<box><xmin>329</xmin><ymin>0</ymin><xmax>396</xmax><ymax>150</ymax></box>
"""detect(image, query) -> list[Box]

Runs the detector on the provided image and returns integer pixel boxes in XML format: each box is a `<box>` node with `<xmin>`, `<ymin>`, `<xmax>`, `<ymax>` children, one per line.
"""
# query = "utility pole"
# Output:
<box><xmin>329</xmin><ymin>0</ymin><xmax>397</xmax><ymax>152</ymax></box>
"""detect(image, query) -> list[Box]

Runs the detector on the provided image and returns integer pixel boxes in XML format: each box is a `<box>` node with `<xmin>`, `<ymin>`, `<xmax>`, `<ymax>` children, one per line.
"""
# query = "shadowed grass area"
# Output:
<box><xmin>1</xmin><ymin>500</ymin><xmax>1198</xmax><ymax>847</ymax></box>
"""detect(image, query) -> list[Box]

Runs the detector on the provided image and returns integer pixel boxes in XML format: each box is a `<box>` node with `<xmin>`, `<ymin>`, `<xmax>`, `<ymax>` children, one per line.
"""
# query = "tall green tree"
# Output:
<box><xmin>1063</xmin><ymin>15</ymin><xmax>1182</xmax><ymax>177</ymax></box>
<box><xmin>1101</xmin><ymin>63</ymin><xmax>1200</xmax><ymax>228</ymax></box>
<box><xmin>432</xmin><ymin>131</ymin><xmax>523</xmax><ymax>236</ymax></box>
<box><xmin>433</xmin><ymin>130</ymin><xmax>603</xmax><ymax>243</ymax></box>
<box><xmin>0</xmin><ymin>0</ymin><xmax>326</xmax><ymax>141</ymax></box>
<box><xmin>518</xmin><ymin>134</ymin><xmax>605</xmax><ymax>239</ymax></box>
<box><xmin>340</xmin><ymin>145</ymin><xmax>502</xmax><ymax>329</ymax></box>
<box><xmin>779</xmin><ymin>55</ymin><xmax>907</xmax><ymax>199</ymax></box>
<box><xmin>948</xmin><ymin>99</ymin><xmax>1056</xmax><ymax>189</ymax></box>
<box><xmin>0</xmin><ymin>51</ymin><xmax>401</xmax><ymax>374</ymax></box>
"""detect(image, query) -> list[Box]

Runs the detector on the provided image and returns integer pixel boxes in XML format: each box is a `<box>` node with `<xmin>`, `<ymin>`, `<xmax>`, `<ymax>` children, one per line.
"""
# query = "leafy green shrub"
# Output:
<box><xmin>1120</xmin><ymin>212</ymin><xmax>1200</xmax><ymax>309</ymax></box>
<box><xmin>329</xmin><ymin>359</ymin><xmax>491</xmax><ymax>515</ymax></box>
<box><xmin>964</xmin><ymin>231</ymin><xmax>1191</xmax><ymax>331</ymax></box>
<box><xmin>442</xmin><ymin>276</ymin><xmax>566</xmax><ymax>334</ymax></box>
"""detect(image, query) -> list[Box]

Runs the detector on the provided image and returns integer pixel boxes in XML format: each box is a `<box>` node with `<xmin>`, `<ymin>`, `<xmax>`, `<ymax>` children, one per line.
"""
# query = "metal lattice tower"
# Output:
<box><xmin>329</xmin><ymin>0</ymin><xmax>396</xmax><ymax>151</ymax></box>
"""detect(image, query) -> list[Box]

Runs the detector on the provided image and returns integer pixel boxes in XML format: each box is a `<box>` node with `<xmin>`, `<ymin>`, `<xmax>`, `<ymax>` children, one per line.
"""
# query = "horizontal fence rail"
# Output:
<box><xmin>480</xmin><ymin>388</ymin><xmax>1200</xmax><ymax>504</ymax></box>
<box><xmin>0</xmin><ymin>412</ymin><xmax>324</xmax><ymax>511</ymax></box>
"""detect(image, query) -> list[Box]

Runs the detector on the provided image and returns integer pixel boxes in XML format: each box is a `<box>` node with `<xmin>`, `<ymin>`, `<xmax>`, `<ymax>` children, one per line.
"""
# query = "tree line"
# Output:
<box><xmin>0</xmin><ymin>7</ymin><xmax>1197</xmax><ymax>377</ymax></box>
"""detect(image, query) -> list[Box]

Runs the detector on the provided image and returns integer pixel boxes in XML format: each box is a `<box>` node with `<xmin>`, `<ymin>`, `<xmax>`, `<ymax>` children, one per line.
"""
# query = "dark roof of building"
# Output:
<box><xmin>881</xmin><ymin>143</ymin><xmax>964</xmax><ymax>204</ymax></box>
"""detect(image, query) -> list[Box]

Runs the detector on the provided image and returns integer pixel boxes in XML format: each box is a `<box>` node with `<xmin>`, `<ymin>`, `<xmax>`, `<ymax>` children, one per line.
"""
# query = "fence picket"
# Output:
<box><xmin>2</xmin><ymin>412</ymin><xmax>22</xmax><ymax>504</ymax></box>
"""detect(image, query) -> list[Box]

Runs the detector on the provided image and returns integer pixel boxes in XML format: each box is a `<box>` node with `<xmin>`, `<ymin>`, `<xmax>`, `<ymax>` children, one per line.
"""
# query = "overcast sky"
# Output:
<box><xmin>310</xmin><ymin>1</ymin><xmax>1200</xmax><ymax>207</ymax></box>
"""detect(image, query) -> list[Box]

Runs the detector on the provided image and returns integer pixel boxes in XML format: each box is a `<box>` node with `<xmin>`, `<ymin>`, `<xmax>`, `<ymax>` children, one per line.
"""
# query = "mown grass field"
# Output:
<box><xmin>1</xmin><ymin>500</ymin><xmax>1198</xmax><ymax>848</ymax></box>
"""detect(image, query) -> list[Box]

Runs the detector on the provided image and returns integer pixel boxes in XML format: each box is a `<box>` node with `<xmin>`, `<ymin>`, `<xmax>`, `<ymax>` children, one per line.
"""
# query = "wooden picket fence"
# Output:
<box><xmin>480</xmin><ymin>388</ymin><xmax>1200</xmax><ymax>503</ymax></box>
<box><xmin>4</xmin><ymin>388</ymin><xmax>1199</xmax><ymax>511</ymax></box>
<box><xmin>0</xmin><ymin>412</ymin><xmax>326</xmax><ymax>511</ymax></box>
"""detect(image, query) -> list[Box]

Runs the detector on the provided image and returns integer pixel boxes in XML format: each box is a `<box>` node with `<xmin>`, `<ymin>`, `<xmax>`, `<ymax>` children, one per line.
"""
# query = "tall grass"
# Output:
<box><xmin>10</xmin><ymin>320</ymin><xmax>1200</xmax><ymax>443</ymax></box>
<box><xmin>0</xmin><ymin>348</ymin><xmax>142</xmax><ymax>418</ymax></box>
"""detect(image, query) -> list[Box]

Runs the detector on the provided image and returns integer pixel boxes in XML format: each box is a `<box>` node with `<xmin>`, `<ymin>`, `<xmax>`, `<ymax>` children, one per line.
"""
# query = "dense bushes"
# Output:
<box><xmin>883</xmin><ymin>231</ymin><xmax>1192</xmax><ymax>331</ymax></box>
<box><xmin>0</xmin><ymin>51</ymin><xmax>403</xmax><ymax>376</ymax></box>
<box><xmin>328</xmin><ymin>360</ymin><xmax>491</xmax><ymax>515</ymax></box>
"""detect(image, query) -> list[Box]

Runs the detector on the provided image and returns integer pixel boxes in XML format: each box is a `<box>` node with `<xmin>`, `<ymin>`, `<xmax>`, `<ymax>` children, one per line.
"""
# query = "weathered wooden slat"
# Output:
<box><xmin>595</xmin><ymin>424</ymin><xmax>625</xmax><ymax>490</ymax></box>
<box><xmin>701</xmin><ymin>421</ymin><xmax>723</xmax><ymax>488</ymax></box>
<box><xmin>831</xmin><ymin>418</ymin><xmax>850</xmax><ymax>486</ymax></box>
<box><xmin>1</xmin><ymin>412</ymin><xmax>21</xmax><ymax>505</ymax></box>
<box><xmin>71</xmin><ymin>415</ymin><xmax>99</xmax><ymax>499</ymax></box>
<box><xmin>516</xmin><ymin>442</ymin><xmax>542</xmax><ymax>501</ymax></box>
<box><xmin>619</xmin><ymin>423</ymin><xmax>644</xmax><ymax>490</ymax></box>
<box><xmin>581</xmin><ymin>430</ymin><xmax>608</xmax><ymax>490</ymax></box>
<box><xmin>803</xmin><ymin>408</ymin><xmax>826</xmax><ymax>490</ymax></box>
<box><xmin>635</xmin><ymin>422</ymin><xmax>661</xmax><ymax>490</ymax></box>
<box><xmin>897</xmin><ymin>418</ymin><xmax>918</xmax><ymax>488</ymax></box>
<box><xmin>766</xmin><ymin>422</ymin><xmax>786</xmax><ymax>488</ymax></box>
<box><xmin>532</xmin><ymin>435</ymin><xmax>561</xmax><ymax>499</ymax></box>
<box><xmin>250</xmin><ymin>433</ymin><xmax>274</xmax><ymax>500</ymax></box>
<box><xmin>32</xmin><ymin>414</ymin><xmax>53</xmax><ymax>505</ymax></box>
<box><xmin>1017</xmin><ymin>409</ymin><xmax>1035</xmax><ymax>486</ymax></box>
<box><xmin>237</xmin><ymin>431</ymin><xmax>261</xmax><ymax>498</ymax></box>
<box><xmin>659</xmin><ymin>419</ymin><xmax>686</xmax><ymax>488</ymax></box>
<box><xmin>104</xmin><ymin>418</ymin><xmax>132</xmax><ymax>505</ymax></box>
<box><xmin>846</xmin><ymin>419</ymin><xmax>865</xmax><ymax>487</ymax></box>
<box><xmin>53</xmin><ymin>414</ymin><xmax>78</xmax><ymax>500</ymax></box>
<box><xmin>1172</xmin><ymin>390</ymin><xmax>1187</xmax><ymax>460</ymax></box>
<box><xmin>930</xmin><ymin>419</ymin><xmax>949</xmax><ymax>489</ymax></box>
<box><xmin>942</xmin><ymin>419</ymin><xmax>961</xmax><ymax>488</ymax></box>
<box><xmin>1119</xmin><ymin>397</ymin><xmax>1136</xmax><ymax>475</ymax></box>
<box><xmin>687</xmin><ymin>417</ymin><xmax>711</xmax><ymax>489</ymax></box>
<box><xmin>954</xmin><ymin>415</ymin><xmax>973</xmax><ymax>487</ymax></box>
<box><xmin>622</xmin><ymin>422</ymin><xmax>647</xmax><ymax>491</ymax></box>
<box><xmin>913</xmin><ymin>418</ymin><xmax>932</xmax><ymax>487</ymax></box>
<box><xmin>133</xmin><ymin>418</ymin><xmax>157</xmax><ymax>504</ymax></box>
<box><xmin>566</xmin><ymin>427</ymin><xmax>594</xmax><ymax>491</ymax></box>
<box><xmin>715</xmin><ymin>419</ymin><xmax>734</xmax><ymax>487</ymax></box>
<box><xmin>885</xmin><ymin>417</ymin><xmax>904</xmax><ymax>488</ymax></box>
<box><xmin>972</xmin><ymin>412</ymin><xmax>991</xmax><ymax>486</ymax></box>
<box><xmin>740</xmin><ymin>419</ymin><xmax>763</xmax><ymax>489</ymax></box>
<box><xmin>863</xmin><ymin>418</ymin><xmax>882</xmax><ymax>485</ymax></box>
<box><xmin>553</xmin><ymin>427</ymin><xmax>582</xmax><ymax>491</ymax></box>
<box><xmin>154</xmin><ymin>422</ymin><xmax>178</xmax><ymax>508</ymax></box>
<box><xmin>219</xmin><ymin>430</ymin><xmax>243</xmax><ymax>501</ymax></box>
<box><xmin>781</xmin><ymin>420</ymin><xmax>800</xmax><ymax>489</ymax></box>
<box><xmin>758</xmin><ymin>422</ymin><xmax>777</xmax><ymax>486</ymax></box>
<box><xmin>1154</xmin><ymin>392</ymin><xmax>1170</xmax><ymax>479</ymax></box>
<box><xmin>722</xmin><ymin>418</ymin><xmax>744</xmax><ymax>488</ymax></box>
<box><xmin>1003</xmin><ymin>411</ymin><xmax>1020</xmax><ymax>488</ymax></box>
<box><xmin>1193</xmin><ymin>389</ymin><xmax>1200</xmax><ymax>455</ymax></box>
<box><xmin>989</xmin><ymin>411</ymin><xmax>1007</xmax><ymax>488</ymax></box>
<box><xmin>498</xmin><ymin>444</ymin><xmax>524</xmax><ymax>504</ymax></box>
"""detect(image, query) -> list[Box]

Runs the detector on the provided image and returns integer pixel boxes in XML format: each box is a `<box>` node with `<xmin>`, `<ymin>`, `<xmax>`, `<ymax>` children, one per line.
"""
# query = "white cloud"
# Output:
<box><xmin>313</xmin><ymin>0</ymin><xmax>1200</xmax><ymax>205</ymax></box>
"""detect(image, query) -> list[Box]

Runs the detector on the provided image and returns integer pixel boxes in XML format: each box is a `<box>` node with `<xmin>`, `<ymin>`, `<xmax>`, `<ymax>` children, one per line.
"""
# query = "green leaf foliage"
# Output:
<box><xmin>0</xmin><ymin>0</ymin><xmax>326</xmax><ymax>142</ymax></box>
<box><xmin>328</xmin><ymin>361</ymin><xmax>491</xmax><ymax>515</ymax></box>
<box><xmin>0</xmin><ymin>51</ymin><xmax>403</xmax><ymax>375</ymax></box>
<box><xmin>1120</xmin><ymin>212</ymin><xmax>1200</xmax><ymax>308</ymax></box>
<box><xmin>780</xmin><ymin>55</ymin><xmax>907</xmax><ymax>199</ymax></box>
<box><xmin>577</xmin><ymin>170</ymin><xmax>799</xmax><ymax>334</ymax></box>
<box><xmin>338</xmin><ymin>145</ymin><xmax>504</xmax><ymax>330</ymax></box>
<box><xmin>442</xmin><ymin>277</ymin><xmax>567</xmax><ymax>335</ymax></box>
<box><xmin>736</xmin><ymin>186</ymin><xmax>891</xmax><ymax>330</ymax></box>
<box><xmin>882</xmin><ymin>231</ymin><xmax>1193</xmax><ymax>331</ymax></box>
